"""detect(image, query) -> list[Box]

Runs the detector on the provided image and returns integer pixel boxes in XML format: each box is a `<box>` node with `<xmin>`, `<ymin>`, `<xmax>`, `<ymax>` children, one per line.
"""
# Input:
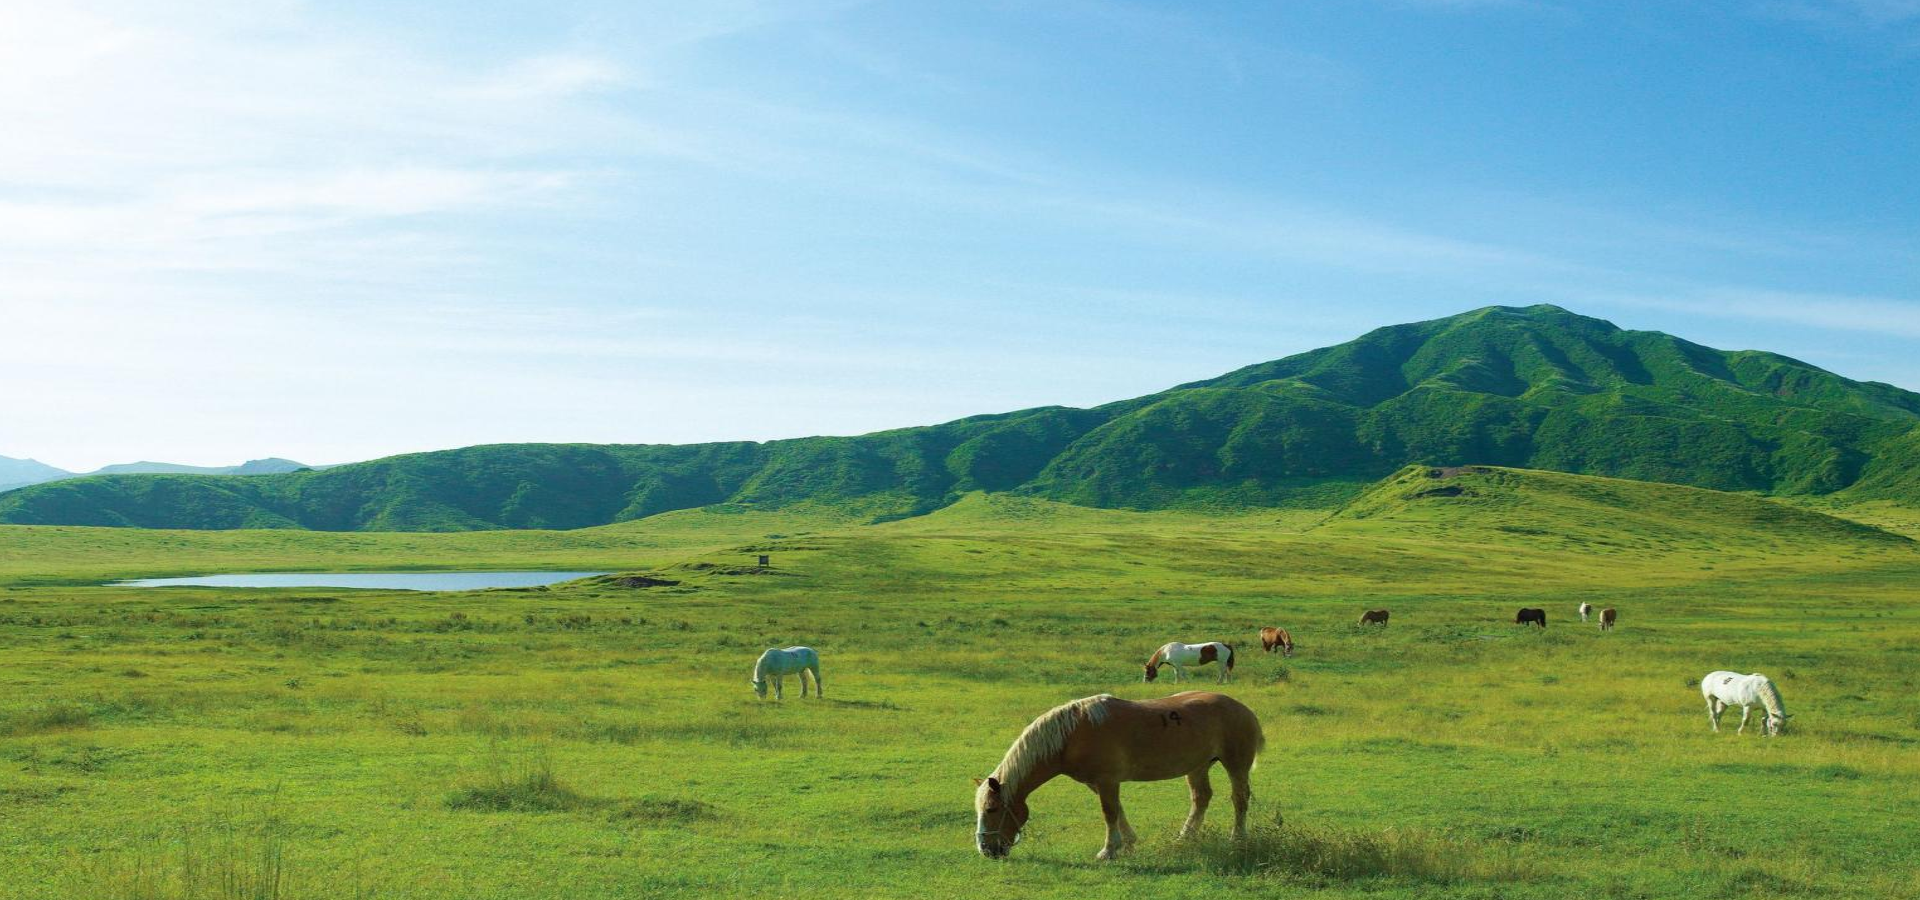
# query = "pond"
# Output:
<box><xmin>109</xmin><ymin>572</ymin><xmax>608</xmax><ymax>591</ymax></box>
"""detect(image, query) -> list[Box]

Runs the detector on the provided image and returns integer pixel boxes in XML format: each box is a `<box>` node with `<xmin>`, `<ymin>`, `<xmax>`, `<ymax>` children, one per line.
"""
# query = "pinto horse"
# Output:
<box><xmin>1515</xmin><ymin>608</ymin><xmax>1547</xmax><ymax>628</ymax></box>
<box><xmin>1258</xmin><ymin>627</ymin><xmax>1294</xmax><ymax>657</ymax></box>
<box><xmin>1144</xmin><ymin>641</ymin><xmax>1235</xmax><ymax>683</ymax></box>
<box><xmin>1599</xmin><ymin>608</ymin><xmax>1617</xmax><ymax>631</ymax></box>
<box><xmin>750</xmin><ymin>646</ymin><xmax>821</xmax><ymax>700</ymax></box>
<box><xmin>1701</xmin><ymin>671</ymin><xmax>1788</xmax><ymax>736</ymax></box>
<box><xmin>973</xmin><ymin>692</ymin><xmax>1265</xmax><ymax>860</ymax></box>
<box><xmin>1578</xmin><ymin>602</ymin><xmax>1592</xmax><ymax>623</ymax></box>
<box><xmin>1358</xmin><ymin>609</ymin><xmax>1390</xmax><ymax>626</ymax></box>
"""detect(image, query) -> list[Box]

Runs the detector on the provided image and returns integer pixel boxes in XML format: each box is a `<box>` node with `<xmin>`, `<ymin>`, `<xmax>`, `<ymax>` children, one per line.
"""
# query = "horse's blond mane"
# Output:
<box><xmin>993</xmin><ymin>694</ymin><xmax>1115</xmax><ymax>795</ymax></box>
<box><xmin>1756</xmin><ymin>676</ymin><xmax>1787</xmax><ymax>719</ymax></box>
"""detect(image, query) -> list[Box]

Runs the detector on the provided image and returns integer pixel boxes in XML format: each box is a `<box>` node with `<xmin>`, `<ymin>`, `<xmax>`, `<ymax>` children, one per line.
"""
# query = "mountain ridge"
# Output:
<box><xmin>5</xmin><ymin>304</ymin><xmax>1918</xmax><ymax>531</ymax></box>
<box><xmin>0</xmin><ymin>456</ymin><xmax>311</xmax><ymax>494</ymax></box>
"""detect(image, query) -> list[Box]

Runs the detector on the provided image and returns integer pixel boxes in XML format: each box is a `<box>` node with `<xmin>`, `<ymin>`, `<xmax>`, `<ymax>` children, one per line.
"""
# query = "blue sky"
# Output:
<box><xmin>2</xmin><ymin>1</ymin><xmax>1916</xmax><ymax>470</ymax></box>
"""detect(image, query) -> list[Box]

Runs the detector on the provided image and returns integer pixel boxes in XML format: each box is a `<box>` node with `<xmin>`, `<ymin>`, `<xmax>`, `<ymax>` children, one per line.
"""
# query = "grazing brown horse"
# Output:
<box><xmin>973</xmin><ymin>692</ymin><xmax>1265</xmax><ymax>861</ymax></box>
<box><xmin>1515</xmin><ymin>608</ymin><xmax>1547</xmax><ymax>628</ymax></box>
<box><xmin>1259</xmin><ymin>626</ymin><xmax>1294</xmax><ymax>657</ymax></box>
<box><xmin>1599</xmin><ymin>607</ymin><xmax>1617</xmax><ymax>630</ymax></box>
<box><xmin>1358</xmin><ymin>609</ymin><xmax>1389</xmax><ymax>626</ymax></box>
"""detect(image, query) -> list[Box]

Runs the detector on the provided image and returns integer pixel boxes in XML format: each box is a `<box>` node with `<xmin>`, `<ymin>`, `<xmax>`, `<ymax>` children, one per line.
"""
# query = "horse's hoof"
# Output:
<box><xmin>1096</xmin><ymin>847</ymin><xmax>1121</xmax><ymax>861</ymax></box>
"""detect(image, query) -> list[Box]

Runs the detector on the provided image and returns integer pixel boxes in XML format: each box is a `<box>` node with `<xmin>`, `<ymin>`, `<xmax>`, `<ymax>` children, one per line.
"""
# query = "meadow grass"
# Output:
<box><xmin>3</xmin><ymin>477</ymin><xmax>1920</xmax><ymax>898</ymax></box>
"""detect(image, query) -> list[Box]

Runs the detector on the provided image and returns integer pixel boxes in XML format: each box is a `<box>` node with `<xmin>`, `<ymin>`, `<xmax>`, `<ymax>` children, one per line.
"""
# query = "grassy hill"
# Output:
<box><xmin>5</xmin><ymin>304</ymin><xmax>1919</xmax><ymax>531</ymax></box>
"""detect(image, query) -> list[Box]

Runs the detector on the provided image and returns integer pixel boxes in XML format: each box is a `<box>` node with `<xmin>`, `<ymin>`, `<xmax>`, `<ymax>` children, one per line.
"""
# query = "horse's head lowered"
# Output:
<box><xmin>750</xmin><ymin>677</ymin><xmax>768</xmax><ymax>699</ymax></box>
<box><xmin>973</xmin><ymin>776</ymin><xmax>1029</xmax><ymax>858</ymax></box>
<box><xmin>1142</xmin><ymin>662</ymin><xmax>1160</xmax><ymax>683</ymax></box>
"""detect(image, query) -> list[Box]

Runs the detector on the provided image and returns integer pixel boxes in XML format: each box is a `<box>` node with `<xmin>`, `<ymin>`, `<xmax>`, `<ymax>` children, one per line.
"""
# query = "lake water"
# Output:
<box><xmin>110</xmin><ymin>572</ymin><xmax>607</xmax><ymax>591</ymax></box>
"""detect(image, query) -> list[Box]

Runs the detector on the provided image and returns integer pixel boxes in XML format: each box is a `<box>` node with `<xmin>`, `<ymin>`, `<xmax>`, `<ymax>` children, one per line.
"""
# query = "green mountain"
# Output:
<box><xmin>4</xmin><ymin>304</ymin><xmax>1918</xmax><ymax>531</ymax></box>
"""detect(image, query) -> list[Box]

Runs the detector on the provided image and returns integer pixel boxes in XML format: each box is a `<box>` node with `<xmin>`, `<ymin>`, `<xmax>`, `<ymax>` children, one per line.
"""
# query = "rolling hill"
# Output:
<box><xmin>4</xmin><ymin>304</ymin><xmax>1918</xmax><ymax>531</ymax></box>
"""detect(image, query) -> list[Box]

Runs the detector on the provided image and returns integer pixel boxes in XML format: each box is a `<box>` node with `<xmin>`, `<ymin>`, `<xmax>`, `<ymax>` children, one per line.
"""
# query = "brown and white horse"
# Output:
<box><xmin>1144</xmin><ymin>641</ymin><xmax>1235</xmax><ymax>683</ymax></box>
<box><xmin>1599</xmin><ymin>607</ymin><xmax>1617</xmax><ymax>631</ymax></box>
<box><xmin>1259</xmin><ymin>626</ymin><xmax>1294</xmax><ymax>657</ymax></box>
<box><xmin>1358</xmin><ymin>609</ymin><xmax>1390</xmax><ymax>626</ymax></box>
<box><xmin>973</xmin><ymin>692</ymin><xmax>1265</xmax><ymax>860</ymax></box>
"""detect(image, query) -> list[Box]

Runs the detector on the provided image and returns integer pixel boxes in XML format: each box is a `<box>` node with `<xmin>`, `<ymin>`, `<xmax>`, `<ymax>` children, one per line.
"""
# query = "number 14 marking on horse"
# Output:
<box><xmin>1160</xmin><ymin>711</ymin><xmax>1183</xmax><ymax>727</ymax></box>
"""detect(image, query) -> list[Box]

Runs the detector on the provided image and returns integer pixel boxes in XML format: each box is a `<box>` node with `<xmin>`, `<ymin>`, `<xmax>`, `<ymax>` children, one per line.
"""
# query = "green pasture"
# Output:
<box><xmin>3</xmin><ymin>470</ymin><xmax>1920</xmax><ymax>899</ymax></box>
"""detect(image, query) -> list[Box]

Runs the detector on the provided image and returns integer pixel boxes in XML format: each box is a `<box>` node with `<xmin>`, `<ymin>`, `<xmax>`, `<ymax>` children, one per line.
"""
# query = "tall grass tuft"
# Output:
<box><xmin>445</xmin><ymin>752</ymin><xmax>591</xmax><ymax>813</ymax></box>
<box><xmin>1159</xmin><ymin>815</ymin><xmax>1530</xmax><ymax>885</ymax></box>
<box><xmin>58</xmin><ymin>806</ymin><xmax>363</xmax><ymax>900</ymax></box>
<box><xmin>2</xmin><ymin>701</ymin><xmax>91</xmax><ymax>736</ymax></box>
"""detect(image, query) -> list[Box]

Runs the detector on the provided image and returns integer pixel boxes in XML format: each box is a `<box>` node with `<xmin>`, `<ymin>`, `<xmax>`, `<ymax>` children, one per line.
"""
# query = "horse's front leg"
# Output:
<box><xmin>810</xmin><ymin>665</ymin><xmax>822</xmax><ymax>698</ymax></box>
<box><xmin>1093</xmin><ymin>782</ymin><xmax>1128</xmax><ymax>860</ymax></box>
<box><xmin>1181</xmin><ymin>769</ymin><xmax>1213</xmax><ymax>839</ymax></box>
<box><xmin>774</xmin><ymin>674</ymin><xmax>784</xmax><ymax>700</ymax></box>
<box><xmin>1738</xmin><ymin>705</ymin><xmax>1752</xmax><ymax>734</ymax></box>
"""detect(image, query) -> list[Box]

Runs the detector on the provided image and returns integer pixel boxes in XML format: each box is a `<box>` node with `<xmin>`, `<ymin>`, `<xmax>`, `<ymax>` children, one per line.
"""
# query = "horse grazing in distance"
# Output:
<box><xmin>1701</xmin><ymin>671</ymin><xmax>1789</xmax><ymax>736</ymax></box>
<box><xmin>973</xmin><ymin>692</ymin><xmax>1265</xmax><ymax>860</ymax></box>
<box><xmin>751</xmin><ymin>646</ymin><xmax>821</xmax><ymax>700</ymax></box>
<box><xmin>1145</xmin><ymin>642</ymin><xmax>1236</xmax><ymax>683</ymax></box>
<box><xmin>1599</xmin><ymin>608</ymin><xmax>1617</xmax><ymax>631</ymax></box>
<box><xmin>1259</xmin><ymin>627</ymin><xmax>1294</xmax><ymax>657</ymax></box>
<box><xmin>1515</xmin><ymin>608</ymin><xmax>1547</xmax><ymax>628</ymax></box>
<box><xmin>1358</xmin><ymin>609</ymin><xmax>1390</xmax><ymax>626</ymax></box>
<box><xmin>1578</xmin><ymin>602</ymin><xmax>1592</xmax><ymax>623</ymax></box>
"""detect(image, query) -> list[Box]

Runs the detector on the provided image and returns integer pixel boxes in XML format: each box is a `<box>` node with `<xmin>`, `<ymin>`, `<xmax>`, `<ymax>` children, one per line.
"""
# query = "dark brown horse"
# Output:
<box><xmin>1515</xmin><ymin>608</ymin><xmax>1547</xmax><ymax>628</ymax></box>
<box><xmin>1259</xmin><ymin>626</ymin><xmax>1294</xmax><ymax>657</ymax></box>
<box><xmin>1358</xmin><ymin>609</ymin><xmax>1389</xmax><ymax>626</ymax></box>
<box><xmin>1599</xmin><ymin>607</ymin><xmax>1617</xmax><ymax>630</ymax></box>
<box><xmin>974</xmin><ymin>692</ymin><xmax>1265</xmax><ymax>860</ymax></box>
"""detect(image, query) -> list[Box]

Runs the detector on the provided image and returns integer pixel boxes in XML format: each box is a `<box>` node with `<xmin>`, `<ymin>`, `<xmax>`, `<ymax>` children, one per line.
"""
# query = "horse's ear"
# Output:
<box><xmin>986</xmin><ymin>776</ymin><xmax>1001</xmax><ymax>792</ymax></box>
<box><xmin>971</xmin><ymin>777</ymin><xmax>984</xmax><ymax>786</ymax></box>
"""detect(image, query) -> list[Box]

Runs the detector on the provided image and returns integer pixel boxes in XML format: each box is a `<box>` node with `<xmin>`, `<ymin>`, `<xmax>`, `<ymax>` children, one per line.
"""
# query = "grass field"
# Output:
<box><xmin>4</xmin><ymin>468</ymin><xmax>1920</xmax><ymax>899</ymax></box>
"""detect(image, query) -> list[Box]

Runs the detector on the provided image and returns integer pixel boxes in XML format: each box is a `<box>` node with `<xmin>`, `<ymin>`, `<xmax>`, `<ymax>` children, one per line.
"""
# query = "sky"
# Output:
<box><xmin>2</xmin><ymin>0</ymin><xmax>1916</xmax><ymax>471</ymax></box>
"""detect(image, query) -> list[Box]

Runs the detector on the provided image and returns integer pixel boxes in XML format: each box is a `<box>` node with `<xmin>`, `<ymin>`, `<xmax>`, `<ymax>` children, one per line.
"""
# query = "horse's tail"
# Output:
<box><xmin>1224</xmin><ymin>643</ymin><xmax>1236</xmax><ymax>671</ymax></box>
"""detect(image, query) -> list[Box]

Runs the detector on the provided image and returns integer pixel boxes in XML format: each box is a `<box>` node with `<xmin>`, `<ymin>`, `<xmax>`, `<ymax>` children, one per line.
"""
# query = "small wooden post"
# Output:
<box><xmin>757</xmin><ymin>554</ymin><xmax>770</xmax><ymax>567</ymax></box>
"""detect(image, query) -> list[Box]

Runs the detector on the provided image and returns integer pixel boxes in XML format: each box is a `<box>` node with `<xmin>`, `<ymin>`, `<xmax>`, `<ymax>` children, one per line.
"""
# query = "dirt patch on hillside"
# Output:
<box><xmin>677</xmin><ymin>563</ymin><xmax>799</xmax><ymax>577</ymax></box>
<box><xmin>608</xmin><ymin>575</ymin><xmax>682</xmax><ymax>589</ymax></box>
<box><xmin>1427</xmin><ymin>466</ymin><xmax>1491</xmax><ymax>479</ymax></box>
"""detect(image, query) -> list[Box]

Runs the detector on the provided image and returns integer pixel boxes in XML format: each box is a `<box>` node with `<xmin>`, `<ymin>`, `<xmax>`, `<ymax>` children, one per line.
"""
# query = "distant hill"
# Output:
<box><xmin>0</xmin><ymin>456</ymin><xmax>309</xmax><ymax>496</ymax></box>
<box><xmin>0</xmin><ymin>456</ymin><xmax>72</xmax><ymax>494</ymax></box>
<box><xmin>3</xmin><ymin>304</ymin><xmax>1918</xmax><ymax>531</ymax></box>
<box><xmin>88</xmin><ymin>458</ymin><xmax>310</xmax><ymax>477</ymax></box>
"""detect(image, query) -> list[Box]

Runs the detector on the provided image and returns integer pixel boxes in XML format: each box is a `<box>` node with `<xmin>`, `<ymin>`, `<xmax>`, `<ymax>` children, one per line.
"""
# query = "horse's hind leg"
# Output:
<box><xmin>1706</xmin><ymin>697</ymin><xmax>1721</xmax><ymax>732</ymax></box>
<box><xmin>1180</xmin><ymin>769</ymin><xmax>1213</xmax><ymax>838</ymax></box>
<box><xmin>1225</xmin><ymin>761</ymin><xmax>1253</xmax><ymax>841</ymax></box>
<box><xmin>1093</xmin><ymin>782</ymin><xmax>1128</xmax><ymax>860</ymax></box>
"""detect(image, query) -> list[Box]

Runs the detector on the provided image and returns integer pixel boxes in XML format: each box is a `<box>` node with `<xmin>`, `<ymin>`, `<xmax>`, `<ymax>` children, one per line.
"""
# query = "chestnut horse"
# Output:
<box><xmin>1259</xmin><ymin>626</ymin><xmax>1294</xmax><ymax>657</ymax></box>
<box><xmin>1599</xmin><ymin>607</ymin><xmax>1617</xmax><ymax>630</ymax></box>
<box><xmin>973</xmin><ymin>692</ymin><xmax>1265</xmax><ymax>860</ymax></box>
<box><xmin>1358</xmin><ymin>609</ymin><xmax>1389</xmax><ymax>626</ymax></box>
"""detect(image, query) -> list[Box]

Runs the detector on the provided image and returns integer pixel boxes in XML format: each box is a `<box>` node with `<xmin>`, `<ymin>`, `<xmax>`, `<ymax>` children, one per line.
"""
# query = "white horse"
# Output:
<box><xmin>1143</xmin><ymin>641</ymin><xmax>1236</xmax><ymax>684</ymax></box>
<box><xmin>1701</xmin><ymin>671</ymin><xmax>1788</xmax><ymax>736</ymax></box>
<box><xmin>752</xmin><ymin>647</ymin><xmax>822</xmax><ymax>700</ymax></box>
<box><xmin>1578</xmin><ymin>602</ymin><xmax>1592</xmax><ymax>623</ymax></box>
